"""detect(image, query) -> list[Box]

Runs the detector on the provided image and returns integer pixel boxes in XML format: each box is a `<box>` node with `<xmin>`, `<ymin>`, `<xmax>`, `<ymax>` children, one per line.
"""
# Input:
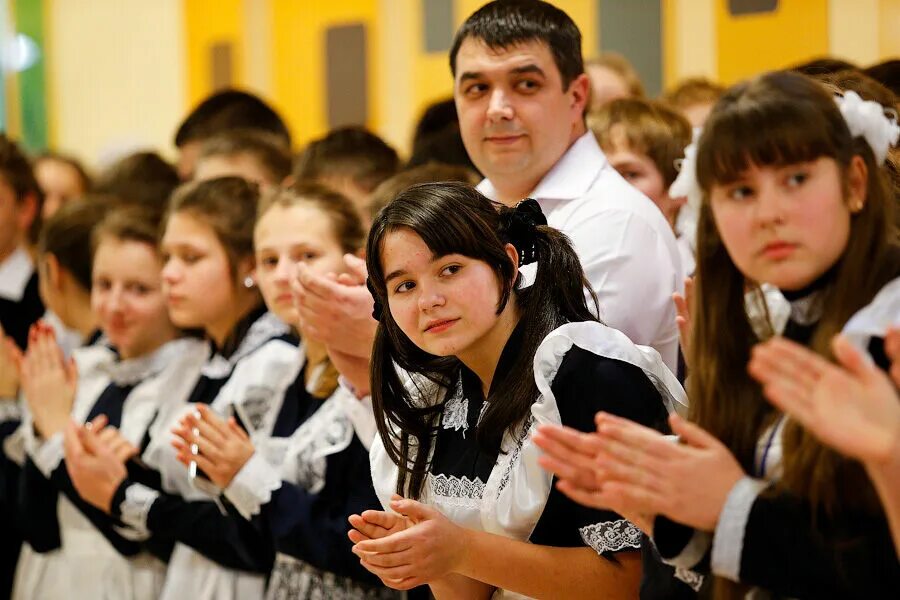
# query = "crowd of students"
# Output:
<box><xmin>0</xmin><ymin>1</ymin><xmax>898</xmax><ymax>598</ymax></box>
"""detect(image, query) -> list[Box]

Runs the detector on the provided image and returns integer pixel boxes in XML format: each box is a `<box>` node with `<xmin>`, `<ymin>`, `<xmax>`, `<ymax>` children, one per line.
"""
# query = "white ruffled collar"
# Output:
<box><xmin>202</xmin><ymin>312</ymin><xmax>291</xmax><ymax>378</ymax></box>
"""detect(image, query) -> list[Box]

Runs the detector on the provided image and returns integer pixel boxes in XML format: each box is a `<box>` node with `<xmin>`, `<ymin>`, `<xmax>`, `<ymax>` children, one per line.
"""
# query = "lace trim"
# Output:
<box><xmin>428</xmin><ymin>473</ymin><xmax>486</xmax><ymax>509</ymax></box>
<box><xmin>225</xmin><ymin>451</ymin><xmax>283</xmax><ymax>520</ymax></box>
<box><xmin>101</xmin><ymin>338</ymin><xmax>194</xmax><ymax>385</ymax></box>
<box><xmin>441</xmin><ymin>381</ymin><xmax>468</xmax><ymax>437</ymax></box>
<box><xmin>498</xmin><ymin>415</ymin><xmax>533</xmax><ymax>494</ymax></box>
<box><xmin>118</xmin><ymin>483</ymin><xmax>160</xmax><ymax>535</ymax></box>
<box><xmin>674</xmin><ymin>567</ymin><xmax>705</xmax><ymax>592</ymax></box>
<box><xmin>579</xmin><ymin>519</ymin><xmax>642</xmax><ymax>555</ymax></box>
<box><xmin>202</xmin><ymin>312</ymin><xmax>290</xmax><ymax>378</ymax></box>
<box><xmin>267</xmin><ymin>553</ymin><xmax>400</xmax><ymax>600</ymax></box>
<box><xmin>788</xmin><ymin>290</ymin><xmax>825</xmax><ymax>326</ymax></box>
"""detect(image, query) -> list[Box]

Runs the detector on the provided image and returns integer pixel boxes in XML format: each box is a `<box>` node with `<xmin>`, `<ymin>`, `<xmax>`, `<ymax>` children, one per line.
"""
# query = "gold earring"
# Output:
<box><xmin>851</xmin><ymin>199</ymin><xmax>865</xmax><ymax>213</ymax></box>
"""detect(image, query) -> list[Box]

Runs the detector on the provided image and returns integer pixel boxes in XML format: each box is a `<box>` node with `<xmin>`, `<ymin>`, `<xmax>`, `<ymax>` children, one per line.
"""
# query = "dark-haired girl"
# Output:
<box><xmin>539</xmin><ymin>71</ymin><xmax>900</xmax><ymax>597</ymax></box>
<box><xmin>348</xmin><ymin>182</ymin><xmax>685</xmax><ymax>599</ymax></box>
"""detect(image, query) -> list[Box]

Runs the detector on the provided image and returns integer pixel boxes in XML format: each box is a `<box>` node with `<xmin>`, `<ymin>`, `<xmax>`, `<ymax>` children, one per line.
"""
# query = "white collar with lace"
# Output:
<box><xmin>201</xmin><ymin>312</ymin><xmax>291</xmax><ymax>378</ymax></box>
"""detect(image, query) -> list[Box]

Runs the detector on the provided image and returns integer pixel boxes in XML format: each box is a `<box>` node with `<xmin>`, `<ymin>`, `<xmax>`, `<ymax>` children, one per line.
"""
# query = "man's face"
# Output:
<box><xmin>453</xmin><ymin>38</ymin><xmax>588</xmax><ymax>190</ymax></box>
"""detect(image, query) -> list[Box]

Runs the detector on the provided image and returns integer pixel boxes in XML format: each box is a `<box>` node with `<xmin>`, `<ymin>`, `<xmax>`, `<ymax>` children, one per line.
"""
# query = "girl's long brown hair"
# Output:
<box><xmin>690</xmin><ymin>71</ymin><xmax>897</xmax><ymax>511</ymax></box>
<box><xmin>690</xmin><ymin>70</ymin><xmax>898</xmax><ymax>599</ymax></box>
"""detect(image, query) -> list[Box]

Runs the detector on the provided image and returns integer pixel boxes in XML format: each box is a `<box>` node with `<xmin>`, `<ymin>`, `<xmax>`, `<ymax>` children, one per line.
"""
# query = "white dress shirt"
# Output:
<box><xmin>0</xmin><ymin>246</ymin><xmax>34</xmax><ymax>302</ymax></box>
<box><xmin>478</xmin><ymin>132</ymin><xmax>685</xmax><ymax>371</ymax></box>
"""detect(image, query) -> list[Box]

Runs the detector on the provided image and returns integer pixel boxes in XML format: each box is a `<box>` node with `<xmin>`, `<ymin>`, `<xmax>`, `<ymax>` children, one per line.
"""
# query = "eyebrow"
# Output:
<box><xmin>458</xmin><ymin>63</ymin><xmax>546</xmax><ymax>83</ymax></box>
<box><xmin>384</xmin><ymin>269</ymin><xmax>407</xmax><ymax>284</ymax></box>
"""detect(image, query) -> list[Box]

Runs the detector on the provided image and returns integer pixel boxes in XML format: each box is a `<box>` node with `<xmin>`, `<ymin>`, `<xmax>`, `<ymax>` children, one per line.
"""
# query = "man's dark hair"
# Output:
<box><xmin>449</xmin><ymin>0</ymin><xmax>584</xmax><ymax>90</ymax></box>
<box><xmin>294</xmin><ymin>126</ymin><xmax>400</xmax><ymax>193</ymax></box>
<box><xmin>174</xmin><ymin>89</ymin><xmax>291</xmax><ymax>149</ymax></box>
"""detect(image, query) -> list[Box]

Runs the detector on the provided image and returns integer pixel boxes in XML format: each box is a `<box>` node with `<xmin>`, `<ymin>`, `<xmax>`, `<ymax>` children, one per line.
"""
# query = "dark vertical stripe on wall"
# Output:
<box><xmin>14</xmin><ymin>0</ymin><xmax>48</xmax><ymax>151</ymax></box>
<box><xmin>598</xmin><ymin>0</ymin><xmax>663</xmax><ymax>97</ymax></box>
<box><xmin>423</xmin><ymin>0</ymin><xmax>454</xmax><ymax>53</ymax></box>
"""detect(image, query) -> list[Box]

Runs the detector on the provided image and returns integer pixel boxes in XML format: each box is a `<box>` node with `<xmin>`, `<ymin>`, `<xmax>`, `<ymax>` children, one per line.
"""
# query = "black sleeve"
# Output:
<box><xmin>257</xmin><ymin>437</ymin><xmax>383</xmax><ymax>586</ymax></box>
<box><xmin>736</xmin><ymin>490</ymin><xmax>900</xmax><ymax>598</ymax></box>
<box><xmin>46</xmin><ymin>460</ymin><xmax>144</xmax><ymax>557</ymax></box>
<box><xmin>110</xmin><ymin>477</ymin><xmax>274</xmax><ymax>574</ymax></box>
<box><xmin>0</xmin><ymin>420</ymin><xmax>23</xmax><ymax>600</ymax></box>
<box><xmin>17</xmin><ymin>458</ymin><xmax>61</xmax><ymax>552</ymax></box>
<box><xmin>530</xmin><ymin>347</ymin><xmax>670</xmax><ymax>555</ymax></box>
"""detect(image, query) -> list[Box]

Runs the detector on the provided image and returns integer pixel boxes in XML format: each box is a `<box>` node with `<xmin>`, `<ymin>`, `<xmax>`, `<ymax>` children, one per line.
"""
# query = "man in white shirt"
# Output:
<box><xmin>292</xmin><ymin>0</ymin><xmax>683</xmax><ymax>382</ymax></box>
<box><xmin>451</xmin><ymin>0</ymin><xmax>684</xmax><ymax>370</ymax></box>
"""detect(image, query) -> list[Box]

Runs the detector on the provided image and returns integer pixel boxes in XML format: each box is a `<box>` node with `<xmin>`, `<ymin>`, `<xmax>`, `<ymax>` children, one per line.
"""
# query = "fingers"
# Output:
<box><xmin>180</xmin><ymin>410</ymin><xmax>227</xmax><ymax>449</ymax></box>
<box><xmin>354</xmin><ymin>527</ymin><xmax>414</xmax><ymax>554</ymax></box>
<box><xmin>886</xmin><ymin>327</ymin><xmax>900</xmax><ymax>361</ymax></box>
<box><xmin>195</xmin><ymin>405</ymin><xmax>231</xmax><ymax>438</ymax></box>
<box><xmin>295</xmin><ymin>262</ymin><xmax>346</xmax><ymax>302</ymax></box>
<box><xmin>389</xmin><ymin>498</ymin><xmax>436</xmax><ymax>524</ymax></box>
<box><xmin>227</xmin><ymin>417</ymin><xmax>249</xmax><ymax>441</ymax></box>
<box><xmin>87</xmin><ymin>414</ymin><xmax>109</xmax><ymax>432</ymax></box>
<box><xmin>343</xmin><ymin>253</ymin><xmax>369</xmax><ymax>283</ymax></box>
<box><xmin>748</xmin><ymin>337</ymin><xmax>824</xmax><ymax>394</ymax></box>
<box><xmin>357</xmin><ymin>510</ymin><xmax>400</xmax><ymax>532</ymax></box>
<box><xmin>595</xmin><ymin>413</ymin><xmax>675</xmax><ymax>461</ymax></box>
<box><xmin>668</xmin><ymin>414</ymin><xmax>722</xmax><ymax>450</ymax></box>
<box><xmin>63</xmin><ymin>420</ymin><xmax>86</xmax><ymax>462</ymax></box>
<box><xmin>554</xmin><ymin>479</ymin><xmax>609</xmax><ymax>510</ymax></box>
<box><xmin>831</xmin><ymin>335</ymin><xmax>874</xmax><ymax>379</ymax></box>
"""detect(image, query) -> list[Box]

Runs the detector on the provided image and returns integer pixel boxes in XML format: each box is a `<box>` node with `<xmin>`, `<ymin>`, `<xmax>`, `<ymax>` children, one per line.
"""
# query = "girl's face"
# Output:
<box><xmin>92</xmin><ymin>237</ymin><xmax>176</xmax><ymax>359</ymax></box>
<box><xmin>709</xmin><ymin>156</ymin><xmax>864</xmax><ymax>291</ymax></box>
<box><xmin>381</xmin><ymin>227</ymin><xmax>516</xmax><ymax>359</ymax></box>
<box><xmin>254</xmin><ymin>203</ymin><xmax>348</xmax><ymax>325</ymax></box>
<box><xmin>160</xmin><ymin>212</ymin><xmax>242</xmax><ymax>332</ymax></box>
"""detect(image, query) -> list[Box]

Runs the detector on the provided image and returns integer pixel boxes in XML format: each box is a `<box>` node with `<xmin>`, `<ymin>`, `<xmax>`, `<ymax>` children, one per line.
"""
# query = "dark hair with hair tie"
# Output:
<box><xmin>365</xmin><ymin>181</ymin><xmax>600</xmax><ymax>498</ymax></box>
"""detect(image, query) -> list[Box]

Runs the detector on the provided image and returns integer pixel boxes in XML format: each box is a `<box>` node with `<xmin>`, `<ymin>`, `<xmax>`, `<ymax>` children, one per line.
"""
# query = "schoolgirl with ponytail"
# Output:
<box><xmin>348</xmin><ymin>182</ymin><xmax>685</xmax><ymax>599</ymax></box>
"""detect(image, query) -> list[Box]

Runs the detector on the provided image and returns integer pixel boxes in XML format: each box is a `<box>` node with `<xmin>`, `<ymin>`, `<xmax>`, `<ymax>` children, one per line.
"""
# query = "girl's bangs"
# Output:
<box><xmin>697</xmin><ymin>97</ymin><xmax>839</xmax><ymax>188</ymax></box>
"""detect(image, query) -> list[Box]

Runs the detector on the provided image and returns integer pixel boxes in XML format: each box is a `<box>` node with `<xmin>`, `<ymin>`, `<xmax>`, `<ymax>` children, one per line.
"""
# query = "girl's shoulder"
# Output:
<box><xmin>533</xmin><ymin>321</ymin><xmax>687</xmax><ymax>415</ymax></box>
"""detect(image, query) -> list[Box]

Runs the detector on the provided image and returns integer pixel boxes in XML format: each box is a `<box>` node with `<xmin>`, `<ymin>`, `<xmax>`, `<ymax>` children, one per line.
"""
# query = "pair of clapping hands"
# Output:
<box><xmin>533</xmin><ymin>326</ymin><xmax>900</xmax><ymax>535</ymax></box>
<box><xmin>1</xmin><ymin>321</ymin><xmax>77</xmax><ymax>439</ymax></box>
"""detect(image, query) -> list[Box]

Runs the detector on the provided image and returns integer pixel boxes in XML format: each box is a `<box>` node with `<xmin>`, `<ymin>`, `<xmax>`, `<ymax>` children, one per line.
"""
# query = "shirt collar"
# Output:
<box><xmin>0</xmin><ymin>246</ymin><xmax>35</xmax><ymax>302</ymax></box>
<box><xmin>476</xmin><ymin>132</ymin><xmax>606</xmax><ymax>203</ymax></box>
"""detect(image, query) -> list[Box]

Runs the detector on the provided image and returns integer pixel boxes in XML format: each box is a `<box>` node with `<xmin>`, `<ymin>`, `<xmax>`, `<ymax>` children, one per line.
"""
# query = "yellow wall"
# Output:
<box><xmin>715</xmin><ymin>0</ymin><xmax>829</xmax><ymax>85</ymax></box>
<box><xmin>47</xmin><ymin>0</ymin><xmax>185</xmax><ymax>166</ymax></box>
<box><xmin>33</xmin><ymin>0</ymin><xmax>900</xmax><ymax>167</ymax></box>
<box><xmin>183</xmin><ymin>0</ymin><xmax>244</xmax><ymax>107</ymax></box>
<box><xmin>880</xmin><ymin>0</ymin><xmax>900</xmax><ymax>57</ymax></box>
<box><xmin>271</xmin><ymin>0</ymin><xmax>381</xmax><ymax>149</ymax></box>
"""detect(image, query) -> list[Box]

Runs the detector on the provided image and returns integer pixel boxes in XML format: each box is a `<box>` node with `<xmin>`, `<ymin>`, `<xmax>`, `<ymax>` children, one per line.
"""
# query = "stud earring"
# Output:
<box><xmin>243</xmin><ymin>276</ymin><xmax>255</xmax><ymax>289</ymax></box>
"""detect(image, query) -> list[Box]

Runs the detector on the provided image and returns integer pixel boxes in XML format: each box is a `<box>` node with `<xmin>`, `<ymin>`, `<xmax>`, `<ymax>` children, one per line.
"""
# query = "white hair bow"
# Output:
<box><xmin>836</xmin><ymin>90</ymin><xmax>900</xmax><ymax>164</ymax></box>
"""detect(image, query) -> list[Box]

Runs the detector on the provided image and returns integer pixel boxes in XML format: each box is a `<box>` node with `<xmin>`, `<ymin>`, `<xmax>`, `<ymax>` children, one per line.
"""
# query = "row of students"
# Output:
<box><xmin>0</xmin><ymin>176</ymin><xmax>401</xmax><ymax>599</ymax></box>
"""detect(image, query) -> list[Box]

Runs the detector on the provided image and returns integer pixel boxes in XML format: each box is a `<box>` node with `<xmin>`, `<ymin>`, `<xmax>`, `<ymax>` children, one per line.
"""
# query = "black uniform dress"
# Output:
<box><xmin>106</xmin><ymin>308</ymin><xmax>304</xmax><ymax>599</ymax></box>
<box><xmin>370</xmin><ymin>321</ymin><xmax>686</xmax><ymax>598</ymax></box>
<box><xmin>652</xmin><ymin>270</ymin><xmax>900</xmax><ymax>599</ymax></box>
<box><xmin>221</xmin><ymin>359</ymin><xmax>398</xmax><ymax>599</ymax></box>
<box><xmin>11</xmin><ymin>338</ymin><xmax>207</xmax><ymax>599</ymax></box>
